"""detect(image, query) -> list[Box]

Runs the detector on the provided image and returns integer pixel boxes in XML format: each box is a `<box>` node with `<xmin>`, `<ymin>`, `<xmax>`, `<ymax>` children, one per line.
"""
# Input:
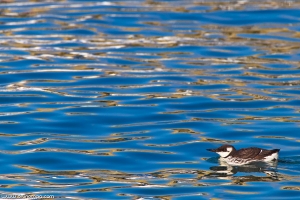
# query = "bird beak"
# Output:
<box><xmin>207</xmin><ymin>148</ymin><xmax>216</xmax><ymax>152</ymax></box>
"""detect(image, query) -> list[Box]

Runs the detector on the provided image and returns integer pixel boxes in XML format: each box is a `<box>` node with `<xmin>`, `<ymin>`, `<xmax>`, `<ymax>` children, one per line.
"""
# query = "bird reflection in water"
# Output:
<box><xmin>208</xmin><ymin>158</ymin><xmax>279</xmax><ymax>181</ymax></box>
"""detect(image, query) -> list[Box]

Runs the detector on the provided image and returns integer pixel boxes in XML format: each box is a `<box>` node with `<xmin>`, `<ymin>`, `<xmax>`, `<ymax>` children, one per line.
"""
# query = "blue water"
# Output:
<box><xmin>0</xmin><ymin>0</ymin><xmax>299</xmax><ymax>199</ymax></box>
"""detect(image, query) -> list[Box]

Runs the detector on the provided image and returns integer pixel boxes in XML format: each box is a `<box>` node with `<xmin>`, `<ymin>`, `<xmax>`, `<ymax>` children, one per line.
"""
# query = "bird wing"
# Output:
<box><xmin>234</xmin><ymin>147</ymin><xmax>262</xmax><ymax>159</ymax></box>
<box><xmin>234</xmin><ymin>147</ymin><xmax>279</xmax><ymax>160</ymax></box>
<box><xmin>253</xmin><ymin>149</ymin><xmax>279</xmax><ymax>160</ymax></box>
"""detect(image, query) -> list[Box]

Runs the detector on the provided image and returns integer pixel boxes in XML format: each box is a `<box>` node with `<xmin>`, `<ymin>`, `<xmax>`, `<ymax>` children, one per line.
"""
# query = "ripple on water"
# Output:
<box><xmin>0</xmin><ymin>0</ymin><xmax>300</xmax><ymax>199</ymax></box>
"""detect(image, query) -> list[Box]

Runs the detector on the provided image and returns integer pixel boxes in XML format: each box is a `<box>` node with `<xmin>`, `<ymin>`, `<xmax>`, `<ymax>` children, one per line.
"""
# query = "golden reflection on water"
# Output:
<box><xmin>5</xmin><ymin>163</ymin><xmax>292</xmax><ymax>195</ymax></box>
<box><xmin>0</xmin><ymin>0</ymin><xmax>299</xmax><ymax>199</ymax></box>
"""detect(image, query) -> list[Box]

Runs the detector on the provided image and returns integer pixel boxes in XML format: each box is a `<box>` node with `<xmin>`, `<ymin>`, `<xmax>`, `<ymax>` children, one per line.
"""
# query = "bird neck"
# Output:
<box><xmin>224</xmin><ymin>147</ymin><xmax>236</xmax><ymax>158</ymax></box>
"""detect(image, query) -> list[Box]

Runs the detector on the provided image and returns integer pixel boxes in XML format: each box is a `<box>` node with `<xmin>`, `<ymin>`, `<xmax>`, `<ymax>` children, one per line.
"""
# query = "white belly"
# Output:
<box><xmin>221</xmin><ymin>152</ymin><xmax>279</xmax><ymax>166</ymax></box>
<box><xmin>262</xmin><ymin>152</ymin><xmax>279</xmax><ymax>162</ymax></box>
<box><xmin>223</xmin><ymin>157</ymin><xmax>253</xmax><ymax>166</ymax></box>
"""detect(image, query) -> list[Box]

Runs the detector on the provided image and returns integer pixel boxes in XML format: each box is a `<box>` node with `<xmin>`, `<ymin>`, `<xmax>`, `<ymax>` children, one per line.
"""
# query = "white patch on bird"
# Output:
<box><xmin>263</xmin><ymin>152</ymin><xmax>278</xmax><ymax>162</ymax></box>
<box><xmin>216</xmin><ymin>147</ymin><xmax>234</xmax><ymax>158</ymax></box>
<box><xmin>216</xmin><ymin>150</ymin><xmax>231</xmax><ymax>158</ymax></box>
<box><xmin>227</xmin><ymin>147</ymin><xmax>233</xmax><ymax>152</ymax></box>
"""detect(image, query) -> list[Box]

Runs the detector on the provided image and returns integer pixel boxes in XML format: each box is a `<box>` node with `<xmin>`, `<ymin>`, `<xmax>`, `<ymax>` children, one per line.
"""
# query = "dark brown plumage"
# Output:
<box><xmin>231</xmin><ymin>147</ymin><xmax>279</xmax><ymax>160</ymax></box>
<box><xmin>207</xmin><ymin>144</ymin><xmax>280</xmax><ymax>160</ymax></box>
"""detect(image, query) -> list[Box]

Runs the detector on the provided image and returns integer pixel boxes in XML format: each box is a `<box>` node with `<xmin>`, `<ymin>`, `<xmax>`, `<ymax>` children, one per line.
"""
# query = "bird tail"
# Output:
<box><xmin>273</xmin><ymin>149</ymin><xmax>280</xmax><ymax>153</ymax></box>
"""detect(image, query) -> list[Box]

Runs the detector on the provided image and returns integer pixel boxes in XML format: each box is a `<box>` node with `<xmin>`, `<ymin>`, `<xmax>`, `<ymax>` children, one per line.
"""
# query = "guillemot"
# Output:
<box><xmin>207</xmin><ymin>144</ymin><xmax>280</xmax><ymax>165</ymax></box>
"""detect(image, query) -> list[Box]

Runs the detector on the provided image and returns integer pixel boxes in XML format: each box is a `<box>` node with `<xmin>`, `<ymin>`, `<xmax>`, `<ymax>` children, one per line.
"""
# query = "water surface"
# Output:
<box><xmin>0</xmin><ymin>0</ymin><xmax>300</xmax><ymax>199</ymax></box>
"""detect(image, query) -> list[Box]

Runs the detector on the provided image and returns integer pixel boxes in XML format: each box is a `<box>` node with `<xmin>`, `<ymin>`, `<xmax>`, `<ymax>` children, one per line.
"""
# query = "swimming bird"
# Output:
<box><xmin>207</xmin><ymin>144</ymin><xmax>280</xmax><ymax>165</ymax></box>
